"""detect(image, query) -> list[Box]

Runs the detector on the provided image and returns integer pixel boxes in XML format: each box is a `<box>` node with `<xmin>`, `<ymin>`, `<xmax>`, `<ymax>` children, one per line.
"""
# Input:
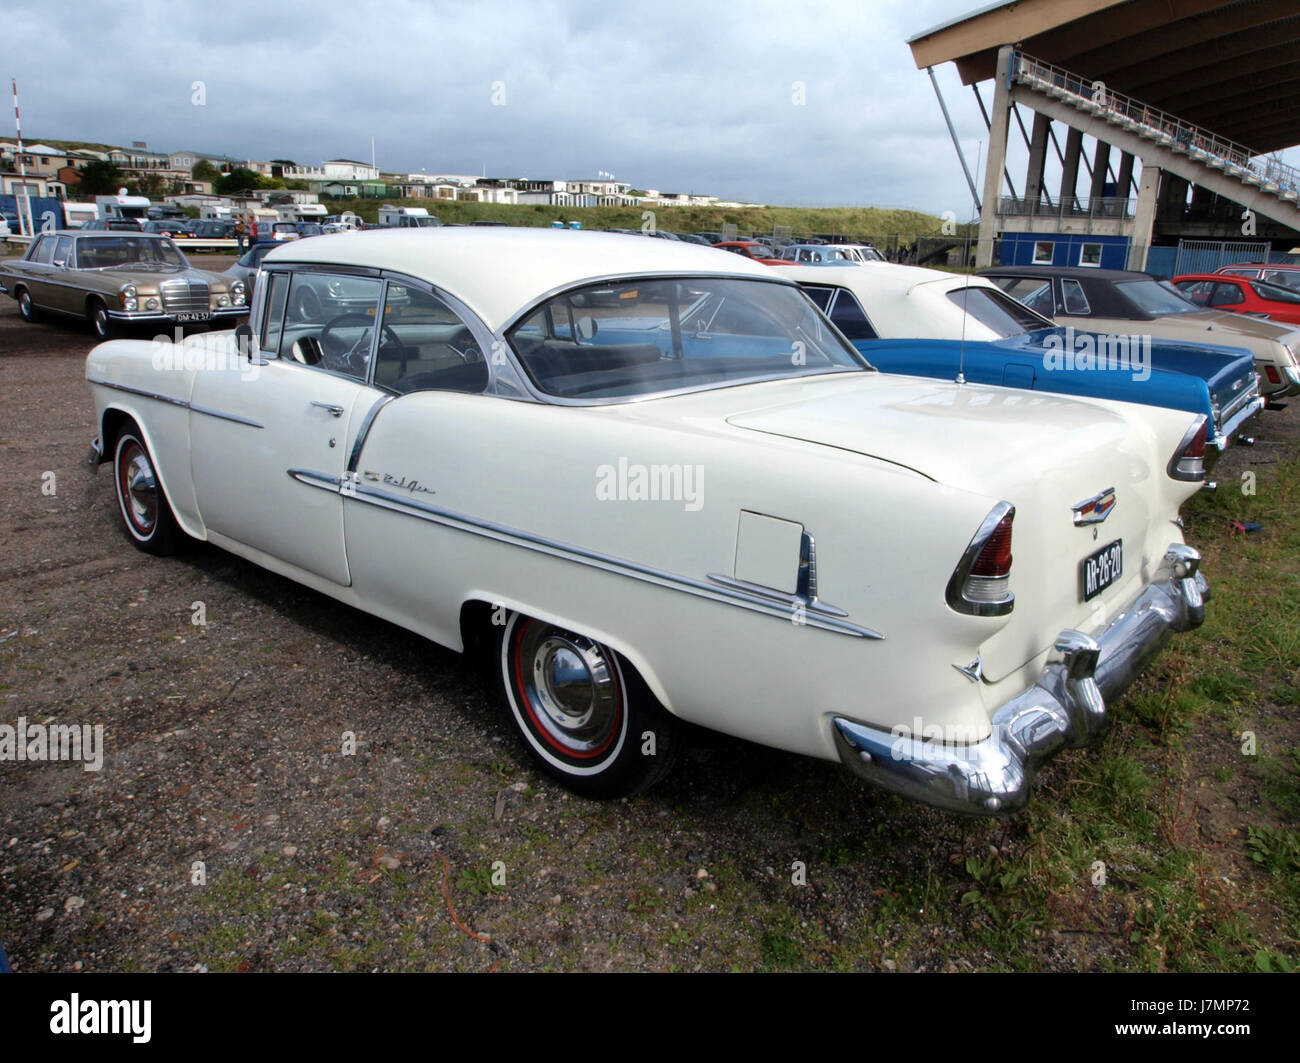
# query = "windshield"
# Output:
<box><xmin>945</xmin><ymin>286</ymin><xmax>1054</xmax><ymax>338</ymax></box>
<box><xmin>507</xmin><ymin>277</ymin><xmax>868</xmax><ymax>400</ymax></box>
<box><xmin>77</xmin><ymin>237</ymin><xmax>188</xmax><ymax>269</ymax></box>
<box><xmin>1117</xmin><ymin>279</ymin><xmax>1202</xmax><ymax>315</ymax></box>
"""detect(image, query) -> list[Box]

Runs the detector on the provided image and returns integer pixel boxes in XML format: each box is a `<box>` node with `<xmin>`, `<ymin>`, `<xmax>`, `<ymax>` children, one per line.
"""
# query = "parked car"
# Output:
<box><xmin>220</xmin><ymin>241</ymin><xmax>278</xmax><ymax>295</ymax></box>
<box><xmin>673</xmin><ymin>233</ymin><xmax>712</xmax><ymax>246</ymax></box>
<box><xmin>778</xmin><ymin>244</ymin><xmax>857</xmax><ymax>264</ymax></box>
<box><xmin>981</xmin><ymin>265</ymin><xmax>1300</xmax><ymax>399</ymax></box>
<box><xmin>81</xmin><ymin>218</ymin><xmax>142</xmax><ymax>232</ymax></box>
<box><xmin>185</xmin><ymin>219</ymin><xmax>237</xmax><ymax>240</ymax></box>
<box><xmin>837</xmin><ymin>242</ymin><xmax>886</xmax><ymax>263</ymax></box>
<box><xmin>1172</xmin><ymin>273</ymin><xmax>1300</xmax><ymax>326</ymax></box>
<box><xmin>1214</xmin><ymin>262</ymin><xmax>1300</xmax><ymax>291</ymax></box>
<box><xmin>140</xmin><ymin>219</ymin><xmax>189</xmax><ymax>238</ymax></box>
<box><xmin>712</xmin><ymin>240</ymin><xmax>784</xmax><ymax>265</ymax></box>
<box><xmin>84</xmin><ymin>228</ymin><xmax>1211</xmax><ymax>815</ymax></box>
<box><xmin>778</xmin><ymin>263</ymin><xmax>1262</xmax><ymax>460</ymax></box>
<box><xmin>0</xmin><ymin>230</ymin><xmax>247</xmax><ymax>338</ymax></box>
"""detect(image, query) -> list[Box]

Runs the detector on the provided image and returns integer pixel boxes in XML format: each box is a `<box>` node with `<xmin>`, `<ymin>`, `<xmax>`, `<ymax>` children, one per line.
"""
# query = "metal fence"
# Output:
<box><xmin>1173</xmin><ymin>240</ymin><xmax>1271</xmax><ymax>276</ymax></box>
<box><xmin>998</xmin><ymin>195</ymin><xmax>1135</xmax><ymax>220</ymax></box>
<box><xmin>1014</xmin><ymin>52</ymin><xmax>1300</xmax><ymax>199</ymax></box>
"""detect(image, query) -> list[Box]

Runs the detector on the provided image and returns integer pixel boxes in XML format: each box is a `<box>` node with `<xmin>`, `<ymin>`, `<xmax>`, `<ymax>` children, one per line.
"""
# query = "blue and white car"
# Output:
<box><xmin>777</xmin><ymin>263</ymin><xmax>1263</xmax><ymax>459</ymax></box>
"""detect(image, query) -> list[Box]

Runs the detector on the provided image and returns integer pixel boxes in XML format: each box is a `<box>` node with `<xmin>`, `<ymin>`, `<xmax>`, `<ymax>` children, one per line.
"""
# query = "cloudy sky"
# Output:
<box><xmin>11</xmin><ymin>0</ymin><xmax>1040</xmax><ymax>216</ymax></box>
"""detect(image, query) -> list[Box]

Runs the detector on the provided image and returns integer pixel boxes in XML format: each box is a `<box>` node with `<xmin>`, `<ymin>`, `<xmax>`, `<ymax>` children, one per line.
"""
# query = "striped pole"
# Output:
<box><xmin>12</xmin><ymin>78</ymin><xmax>32</xmax><ymax>236</ymax></box>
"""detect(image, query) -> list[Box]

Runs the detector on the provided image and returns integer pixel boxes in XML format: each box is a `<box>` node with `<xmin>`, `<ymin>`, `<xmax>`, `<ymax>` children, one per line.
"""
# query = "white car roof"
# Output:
<box><xmin>264</xmin><ymin>227</ymin><xmax>785</xmax><ymax>331</ymax></box>
<box><xmin>772</xmin><ymin>263</ymin><xmax>1009</xmax><ymax>341</ymax></box>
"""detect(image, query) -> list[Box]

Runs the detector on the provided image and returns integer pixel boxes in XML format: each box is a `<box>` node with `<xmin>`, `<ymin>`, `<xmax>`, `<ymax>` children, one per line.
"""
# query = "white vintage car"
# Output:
<box><xmin>86</xmin><ymin>229</ymin><xmax>1211</xmax><ymax>814</ymax></box>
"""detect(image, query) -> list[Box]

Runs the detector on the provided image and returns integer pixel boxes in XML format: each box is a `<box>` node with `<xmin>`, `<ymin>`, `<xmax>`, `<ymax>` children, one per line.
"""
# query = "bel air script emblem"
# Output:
<box><xmin>1072</xmin><ymin>487</ymin><xmax>1116</xmax><ymax>526</ymax></box>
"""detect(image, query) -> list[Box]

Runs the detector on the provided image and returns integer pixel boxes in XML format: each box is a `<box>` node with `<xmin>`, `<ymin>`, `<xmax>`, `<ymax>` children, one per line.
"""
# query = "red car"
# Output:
<box><xmin>1171</xmin><ymin>273</ymin><xmax>1300</xmax><ymax>325</ymax></box>
<box><xmin>712</xmin><ymin>240</ymin><xmax>785</xmax><ymax>266</ymax></box>
<box><xmin>1214</xmin><ymin>262</ymin><xmax>1300</xmax><ymax>292</ymax></box>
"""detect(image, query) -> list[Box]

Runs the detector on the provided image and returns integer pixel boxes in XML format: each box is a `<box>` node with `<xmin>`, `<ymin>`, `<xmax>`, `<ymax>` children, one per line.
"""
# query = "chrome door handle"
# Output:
<box><xmin>311</xmin><ymin>401</ymin><xmax>345</xmax><ymax>417</ymax></box>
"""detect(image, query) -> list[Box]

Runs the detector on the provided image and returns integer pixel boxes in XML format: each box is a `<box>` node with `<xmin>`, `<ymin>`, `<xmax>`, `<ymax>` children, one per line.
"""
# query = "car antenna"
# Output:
<box><xmin>956</xmin><ymin>269</ymin><xmax>971</xmax><ymax>385</ymax></box>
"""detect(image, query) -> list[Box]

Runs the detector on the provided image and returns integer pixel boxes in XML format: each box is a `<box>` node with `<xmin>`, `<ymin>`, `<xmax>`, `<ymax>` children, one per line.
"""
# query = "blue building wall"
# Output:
<box><xmin>999</xmin><ymin>232</ymin><xmax>1131</xmax><ymax>270</ymax></box>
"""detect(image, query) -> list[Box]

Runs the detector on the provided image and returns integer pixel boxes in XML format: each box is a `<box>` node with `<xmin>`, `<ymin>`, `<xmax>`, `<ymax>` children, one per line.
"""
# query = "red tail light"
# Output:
<box><xmin>1168</xmin><ymin>417</ymin><xmax>1207</xmax><ymax>482</ymax></box>
<box><xmin>970</xmin><ymin>513</ymin><xmax>1013</xmax><ymax>577</ymax></box>
<box><xmin>947</xmin><ymin>504</ymin><xmax>1015</xmax><ymax>616</ymax></box>
<box><xmin>1266</xmin><ymin>365</ymin><xmax>1281</xmax><ymax>385</ymax></box>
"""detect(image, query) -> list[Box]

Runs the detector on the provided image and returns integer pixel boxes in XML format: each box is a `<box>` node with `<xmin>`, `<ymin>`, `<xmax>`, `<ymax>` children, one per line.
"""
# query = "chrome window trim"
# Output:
<box><xmin>289</xmin><ymin>467</ymin><xmax>883</xmax><ymax>639</ymax></box>
<box><xmin>1060</xmin><ymin>278</ymin><xmax>1092</xmax><ymax>315</ymax></box>
<box><xmin>347</xmin><ymin>394</ymin><xmax>394</xmax><ymax>473</ymax></box>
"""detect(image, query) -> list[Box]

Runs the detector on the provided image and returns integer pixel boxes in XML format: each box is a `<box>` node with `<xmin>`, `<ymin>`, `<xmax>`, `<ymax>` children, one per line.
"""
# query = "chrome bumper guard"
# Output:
<box><xmin>1282</xmin><ymin>364</ymin><xmax>1300</xmax><ymax>398</ymax></box>
<box><xmin>832</xmin><ymin>543</ymin><xmax>1209</xmax><ymax>816</ymax></box>
<box><xmin>1208</xmin><ymin>394</ymin><xmax>1265</xmax><ymax>455</ymax></box>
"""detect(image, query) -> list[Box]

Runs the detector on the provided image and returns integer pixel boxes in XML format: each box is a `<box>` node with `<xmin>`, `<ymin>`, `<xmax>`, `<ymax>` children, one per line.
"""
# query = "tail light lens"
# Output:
<box><xmin>1266</xmin><ymin>365</ymin><xmax>1281</xmax><ymax>385</ymax></box>
<box><xmin>1168</xmin><ymin>417</ymin><xmax>1208</xmax><ymax>482</ymax></box>
<box><xmin>947</xmin><ymin>503</ymin><xmax>1015</xmax><ymax>617</ymax></box>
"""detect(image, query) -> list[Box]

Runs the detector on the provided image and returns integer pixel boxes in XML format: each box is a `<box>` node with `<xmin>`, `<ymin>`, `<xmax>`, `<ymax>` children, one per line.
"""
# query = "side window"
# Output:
<box><xmin>1263</xmin><ymin>270</ymin><xmax>1300</xmax><ymax>291</ymax></box>
<box><xmin>828</xmin><ymin>289</ymin><xmax>878</xmax><ymax>341</ymax></box>
<box><xmin>52</xmin><ymin>236</ymin><xmax>74</xmax><ymax>266</ymax></box>
<box><xmin>801</xmin><ymin>286</ymin><xmax>833</xmax><ymax>311</ymax></box>
<box><xmin>373</xmin><ymin>284</ymin><xmax>487</xmax><ymax>394</ymax></box>
<box><xmin>1210</xmin><ymin>283</ymin><xmax>1244</xmax><ymax>306</ymax></box>
<box><xmin>260</xmin><ymin>272</ymin><xmax>291</xmax><ymax>353</ymax></box>
<box><xmin>277</xmin><ymin>272</ymin><xmax>384</xmax><ymax>381</ymax></box>
<box><xmin>1060</xmin><ymin>278</ymin><xmax>1090</xmax><ymax>314</ymax></box>
<box><xmin>29</xmin><ymin>236</ymin><xmax>55</xmax><ymax>264</ymax></box>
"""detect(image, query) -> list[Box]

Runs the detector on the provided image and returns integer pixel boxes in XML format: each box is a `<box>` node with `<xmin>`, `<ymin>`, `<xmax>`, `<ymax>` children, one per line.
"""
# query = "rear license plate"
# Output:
<box><xmin>1082</xmin><ymin>539</ymin><xmax>1123</xmax><ymax>601</ymax></box>
<box><xmin>175</xmin><ymin>312</ymin><xmax>210</xmax><ymax>322</ymax></box>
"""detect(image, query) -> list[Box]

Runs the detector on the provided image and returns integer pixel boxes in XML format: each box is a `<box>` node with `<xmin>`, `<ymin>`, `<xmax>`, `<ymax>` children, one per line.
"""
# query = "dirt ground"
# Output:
<box><xmin>0</xmin><ymin>259</ymin><xmax>1295</xmax><ymax>972</ymax></box>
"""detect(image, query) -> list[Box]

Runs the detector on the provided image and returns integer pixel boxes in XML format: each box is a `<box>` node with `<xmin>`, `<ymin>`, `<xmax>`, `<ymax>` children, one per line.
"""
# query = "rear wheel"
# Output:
<box><xmin>16</xmin><ymin>287</ymin><xmax>40</xmax><ymax>322</ymax></box>
<box><xmin>497</xmin><ymin>612</ymin><xmax>679</xmax><ymax>797</ymax></box>
<box><xmin>113</xmin><ymin>428</ymin><xmax>183</xmax><ymax>555</ymax></box>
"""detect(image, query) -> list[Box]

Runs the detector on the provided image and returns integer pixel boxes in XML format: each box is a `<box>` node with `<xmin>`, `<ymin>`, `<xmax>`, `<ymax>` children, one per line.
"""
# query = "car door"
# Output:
<box><xmin>1208</xmin><ymin>281</ymin><xmax>1246</xmax><ymax>310</ymax></box>
<box><xmin>16</xmin><ymin>234</ymin><xmax>57</xmax><ymax>308</ymax></box>
<box><xmin>47</xmin><ymin>236</ymin><xmax>80</xmax><ymax>314</ymax></box>
<box><xmin>188</xmin><ymin>267</ymin><xmax>388</xmax><ymax>586</ymax></box>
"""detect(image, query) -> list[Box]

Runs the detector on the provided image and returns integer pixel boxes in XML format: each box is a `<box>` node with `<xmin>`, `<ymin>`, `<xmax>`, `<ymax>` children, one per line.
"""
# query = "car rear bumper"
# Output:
<box><xmin>1209</xmin><ymin>393</ymin><xmax>1265</xmax><ymax>454</ymax></box>
<box><xmin>831</xmin><ymin>543</ymin><xmax>1208</xmax><ymax>816</ymax></box>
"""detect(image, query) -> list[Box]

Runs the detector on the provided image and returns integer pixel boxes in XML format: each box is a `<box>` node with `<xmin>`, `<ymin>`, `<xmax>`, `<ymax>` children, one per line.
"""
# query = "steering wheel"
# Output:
<box><xmin>319</xmin><ymin>313</ymin><xmax>405</xmax><ymax>376</ymax></box>
<box><xmin>445</xmin><ymin>327</ymin><xmax>480</xmax><ymax>364</ymax></box>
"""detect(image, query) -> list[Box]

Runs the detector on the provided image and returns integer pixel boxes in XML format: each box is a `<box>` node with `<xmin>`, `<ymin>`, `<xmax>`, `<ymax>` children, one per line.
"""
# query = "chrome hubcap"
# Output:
<box><xmin>517</xmin><ymin>623</ymin><xmax>621</xmax><ymax>754</ymax></box>
<box><xmin>120</xmin><ymin>444</ymin><xmax>157</xmax><ymax>533</ymax></box>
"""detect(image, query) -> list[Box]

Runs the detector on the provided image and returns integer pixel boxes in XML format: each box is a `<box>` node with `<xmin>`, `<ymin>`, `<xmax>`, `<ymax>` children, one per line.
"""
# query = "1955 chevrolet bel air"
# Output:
<box><xmin>85</xmin><ymin>228</ymin><xmax>1210</xmax><ymax>814</ymax></box>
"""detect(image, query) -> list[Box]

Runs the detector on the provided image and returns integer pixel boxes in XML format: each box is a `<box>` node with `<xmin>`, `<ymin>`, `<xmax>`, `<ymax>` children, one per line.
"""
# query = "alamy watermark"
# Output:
<box><xmin>1041</xmin><ymin>327</ymin><xmax>1151</xmax><ymax>382</ymax></box>
<box><xmin>1</xmin><ymin>717</ymin><xmax>104</xmax><ymax>772</ymax></box>
<box><xmin>595</xmin><ymin>457</ymin><xmax>704</xmax><ymax>512</ymax></box>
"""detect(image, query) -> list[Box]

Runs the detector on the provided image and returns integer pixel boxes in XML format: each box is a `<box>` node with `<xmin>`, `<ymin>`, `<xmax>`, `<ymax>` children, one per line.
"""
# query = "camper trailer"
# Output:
<box><xmin>378</xmin><ymin>204</ymin><xmax>442</xmax><ymax>229</ymax></box>
<box><xmin>62</xmin><ymin>202</ymin><xmax>100</xmax><ymax>228</ymax></box>
<box><xmin>96</xmin><ymin>190</ymin><xmax>152</xmax><ymax>224</ymax></box>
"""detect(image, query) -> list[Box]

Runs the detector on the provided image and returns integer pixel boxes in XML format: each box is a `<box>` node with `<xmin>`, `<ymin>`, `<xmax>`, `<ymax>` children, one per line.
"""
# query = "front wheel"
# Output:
<box><xmin>498</xmin><ymin>613</ymin><xmax>680</xmax><ymax>797</ymax></box>
<box><xmin>113</xmin><ymin>428</ymin><xmax>184</xmax><ymax>555</ymax></box>
<box><xmin>16</xmin><ymin>287</ymin><xmax>40</xmax><ymax>322</ymax></box>
<box><xmin>88</xmin><ymin>298</ymin><xmax>119</xmax><ymax>341</ymax></box>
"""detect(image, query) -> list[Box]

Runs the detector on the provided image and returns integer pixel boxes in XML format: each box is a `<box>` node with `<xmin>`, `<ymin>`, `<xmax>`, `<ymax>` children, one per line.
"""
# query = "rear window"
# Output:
<box><xmin>1252</xmin><ymin>280</ymin><xmax>1300</xmax><ymax>304</ymax></box>
<box><xmin>946</xmin><ymin>286</ymin><xmax>1054</xmax><ymax>338</ymax></box>
<box><xmin>1116</xmin><ymin>279</ymin><xmax>1201</xmax><ymax>315</ymax></box>
<box><xmin>507</xmin><ymin>276</ymin><xmax>866</xmax><ymax>400</ymax></box>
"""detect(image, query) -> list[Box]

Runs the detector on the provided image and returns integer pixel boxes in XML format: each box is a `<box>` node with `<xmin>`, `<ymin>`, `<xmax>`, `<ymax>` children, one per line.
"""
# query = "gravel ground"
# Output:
<box><xmin>0</xmin><ymin>259</ymin><xmax>1293</xmax><ymax>971</ymax></box>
